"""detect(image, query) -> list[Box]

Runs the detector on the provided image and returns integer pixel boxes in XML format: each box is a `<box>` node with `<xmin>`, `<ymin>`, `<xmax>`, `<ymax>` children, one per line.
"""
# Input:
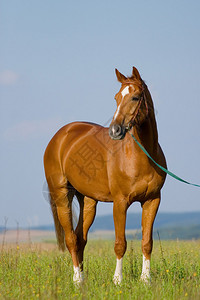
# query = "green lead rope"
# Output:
<box><xmin>129</xmin><ymin>132</ymin><xmax>200</xmax><ymax>188</ymax></box>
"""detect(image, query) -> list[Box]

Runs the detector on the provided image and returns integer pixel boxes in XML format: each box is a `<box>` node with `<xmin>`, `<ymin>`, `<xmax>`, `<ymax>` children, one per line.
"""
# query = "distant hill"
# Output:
<box><xmin>90</xmin><ymin>211</ymin><xmax>200</xmax><ymax>231</ymax></box>
<box><xmin>153</xmin><ymin>224</ymin><xmax>200</xmax><ymax>240</ymax></box>
<box><xmin>91</xmin><ymin>212</ymin><xmax>200</xmax><ymax>240</ymax></box>
<box><xmin>29</xmin><ymin>212</ymin><xmax>200</xmax><ymax>240</ymax></box>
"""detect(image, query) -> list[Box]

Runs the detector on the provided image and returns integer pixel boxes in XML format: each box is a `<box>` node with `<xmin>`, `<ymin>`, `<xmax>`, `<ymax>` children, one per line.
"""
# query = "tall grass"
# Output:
<box><xmin>0</xmin><ymin>240</ymin><xmax>199</xmax><ymax>299</ymax></box>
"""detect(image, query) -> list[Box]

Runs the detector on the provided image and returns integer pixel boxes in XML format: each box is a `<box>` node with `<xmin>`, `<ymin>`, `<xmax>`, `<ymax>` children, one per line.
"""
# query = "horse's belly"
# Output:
<box><xmin>65</xmin><ymin>157</ymin><xmax>111</xmax><ymax>201</ymax></box>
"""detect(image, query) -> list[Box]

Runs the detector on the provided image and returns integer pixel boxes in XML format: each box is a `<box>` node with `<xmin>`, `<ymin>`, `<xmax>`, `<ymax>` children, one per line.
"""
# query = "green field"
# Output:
<box><xmin>0</xmin><ymin>240</ymin><xmax>199</xmax><ymax>299</ymax></box>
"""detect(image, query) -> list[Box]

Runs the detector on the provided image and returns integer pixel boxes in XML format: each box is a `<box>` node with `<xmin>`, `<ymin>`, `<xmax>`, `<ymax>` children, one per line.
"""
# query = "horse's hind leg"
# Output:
<box><xmin>75</xmin><ymin>195</ymin><xmax>97</xmax><ymax>271</ymax></box>
<box><xmin>48</xmin><ymin>175</ymin><xmax>83</xmax><ymax>283</ymax></box>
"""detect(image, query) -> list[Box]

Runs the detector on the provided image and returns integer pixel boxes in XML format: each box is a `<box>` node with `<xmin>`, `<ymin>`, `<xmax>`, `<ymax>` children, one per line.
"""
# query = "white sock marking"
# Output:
<box><xmin>113</xmin><ymin>258</ymin><xmax>123</xmax><ymax>285</ymax></box>
<box><xmin>73</xmin><ymin>266</ymin><xmax>83</xmax><ymax>284</ymax></box>
<box><xmin>141</xmin><ymin>255</ymin><xmax>150</xmax><ymax>283</ymax></box>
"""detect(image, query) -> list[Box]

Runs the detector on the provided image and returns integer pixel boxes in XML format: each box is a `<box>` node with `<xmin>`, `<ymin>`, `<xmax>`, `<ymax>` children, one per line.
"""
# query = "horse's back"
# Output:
<box><xmin>45</xmin><ymin>121</ymin><xmax>103</xmax><ymax>156</ymax></box>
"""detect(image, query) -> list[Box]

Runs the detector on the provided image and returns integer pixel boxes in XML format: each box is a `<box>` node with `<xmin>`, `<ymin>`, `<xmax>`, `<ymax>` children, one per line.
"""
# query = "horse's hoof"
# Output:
<box><xmin>113</xmin><ymin>275</ymin><xmax>122</xmax><ymax>285</ymax></box>
<box><xmin>140</xmin><ymin>274</ymin><xmax>151</xmax><ymax>285</ymax></box>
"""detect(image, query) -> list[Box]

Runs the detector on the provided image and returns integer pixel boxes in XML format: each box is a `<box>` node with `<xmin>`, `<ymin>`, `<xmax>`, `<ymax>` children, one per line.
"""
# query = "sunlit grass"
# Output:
<box><xmin>0</xmin><ymin>240</ymin><xmax>199</xmax><ymax>299</ymax></box>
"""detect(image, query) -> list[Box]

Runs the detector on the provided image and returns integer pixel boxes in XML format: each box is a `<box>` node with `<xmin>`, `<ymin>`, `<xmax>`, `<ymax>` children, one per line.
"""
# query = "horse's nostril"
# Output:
<box><xmin>109</xmin><ymin>124</ymin><xmax>125</xmax><ymax>140</ymax></box>
<box><xmin>113</xmin><ymin>125</ymin><xmax>121</xmax><ymax>135</ymax></box>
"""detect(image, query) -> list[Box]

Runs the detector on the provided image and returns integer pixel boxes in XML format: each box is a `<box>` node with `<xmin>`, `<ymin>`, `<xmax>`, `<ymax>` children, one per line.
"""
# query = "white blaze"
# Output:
<box><xmin>113</xmin><ymin>102</ymin><xmax>122</xmax><ymax>121</ymax></box>
<box><xmin>121</xmin><ymin>86</ymin><xmax>129</xmax><ymax>98</ymax></box>
<box><xmin>114</xmin><ymin>86</ymin><xmax>130</xmax><ymax>121</ymax></box>
<box><xmin>113</xmin><ymin>258</ymin><xmax>123</xmax><ymax>285</ymax></box>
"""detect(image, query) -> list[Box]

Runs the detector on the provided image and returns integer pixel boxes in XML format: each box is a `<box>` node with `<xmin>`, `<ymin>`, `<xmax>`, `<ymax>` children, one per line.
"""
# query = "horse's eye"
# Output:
<box><xmin>132</xmin><ymin>97</ymin><xmax>139</xmax><ymax>101</ymax></box>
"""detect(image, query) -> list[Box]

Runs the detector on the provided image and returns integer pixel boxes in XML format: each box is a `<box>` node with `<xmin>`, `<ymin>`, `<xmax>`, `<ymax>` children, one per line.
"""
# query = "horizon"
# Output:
<box><xmin>1</xmin><ymin>210</ymin><xmax>200</xmax><ymax>230</ymax></box>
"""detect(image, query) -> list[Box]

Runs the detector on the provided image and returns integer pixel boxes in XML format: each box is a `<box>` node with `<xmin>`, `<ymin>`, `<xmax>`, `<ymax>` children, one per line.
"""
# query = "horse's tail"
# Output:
<box><xmin>50</xmin><ymin>196</ymin><xmax>66</xmax><ymax>251</ymax></box>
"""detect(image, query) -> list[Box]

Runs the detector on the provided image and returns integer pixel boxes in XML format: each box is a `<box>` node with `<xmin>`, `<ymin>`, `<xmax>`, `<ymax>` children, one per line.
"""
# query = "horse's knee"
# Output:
<box><xmin>65</xmin><ymin>232</ymin><xmax>78</xmax><ymax>253</ymax></box>
<box><xmin>114</xmin><ymin>239</ymin><xmax>127</xmax><ymax>258</ymax></box>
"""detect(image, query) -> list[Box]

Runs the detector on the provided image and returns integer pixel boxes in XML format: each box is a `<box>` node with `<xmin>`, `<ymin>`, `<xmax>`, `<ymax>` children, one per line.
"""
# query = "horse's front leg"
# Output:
<box><xmin>113</xmin><ymin>200</ymin><xmax>128</xmax><ymax>285</ymax></box>
<box><xmin>141</xmin><ymin>195</ymin><xmax>160</xmax><ymax>283</ymax></box>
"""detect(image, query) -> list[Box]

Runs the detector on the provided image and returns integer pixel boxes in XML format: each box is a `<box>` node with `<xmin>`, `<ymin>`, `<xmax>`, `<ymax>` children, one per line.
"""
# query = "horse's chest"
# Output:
<box><xmin>134</xmin><ymin>171</ymin><xmax>161</xmax><ymax>200</ymax></box>
<box><xmin>110</xmin><ymin>157</ymin><xmax>163</xmax><ymax>202</ymax></box>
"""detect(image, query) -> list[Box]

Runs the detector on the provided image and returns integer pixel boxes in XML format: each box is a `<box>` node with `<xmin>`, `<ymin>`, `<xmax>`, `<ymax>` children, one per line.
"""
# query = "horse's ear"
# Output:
<box><xmin>115</xmin><ymin>69</ymin><xmax>127</xmax><ymax>83</ymax></box>
<box><xmin>132</xmin><ymin>67</ymin><xmax>141</xmax><ymax>80</ymax></box>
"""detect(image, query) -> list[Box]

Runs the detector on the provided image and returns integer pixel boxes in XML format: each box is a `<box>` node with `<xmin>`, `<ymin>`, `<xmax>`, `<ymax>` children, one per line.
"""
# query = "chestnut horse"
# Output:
<box><xmin>44</xmin><ymin>67</ymin><xmax>166</xmax><ymax>284</ymax></box>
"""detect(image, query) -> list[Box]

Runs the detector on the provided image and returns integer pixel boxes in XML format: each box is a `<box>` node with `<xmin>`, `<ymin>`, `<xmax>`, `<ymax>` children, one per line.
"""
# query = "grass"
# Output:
<box><xmin>0</xmin><ymin>240</ymin><xmax>199</xmax><ymax>299</ymax></box>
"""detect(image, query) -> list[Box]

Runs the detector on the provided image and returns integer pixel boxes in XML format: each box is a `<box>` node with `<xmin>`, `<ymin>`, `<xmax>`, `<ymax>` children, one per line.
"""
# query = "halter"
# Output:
<box><xmin>125</xmin><ymin>82</ymin><xmax>149</xmax><ymax>131</ymax></box>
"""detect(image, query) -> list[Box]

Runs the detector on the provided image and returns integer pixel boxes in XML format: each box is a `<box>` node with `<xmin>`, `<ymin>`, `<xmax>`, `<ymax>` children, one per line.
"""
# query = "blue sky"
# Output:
<box><xmin>1</xmin><ymin>0</ymin><xmax>200</xmax><ymax>228</ymax></box>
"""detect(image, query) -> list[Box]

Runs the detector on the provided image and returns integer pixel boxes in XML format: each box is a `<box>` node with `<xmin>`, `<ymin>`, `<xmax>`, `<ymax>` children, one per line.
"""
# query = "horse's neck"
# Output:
<box><xmin>133</xmin><ymin>104</ymin><xmax>158</xmax><ymax>157</ymax></box>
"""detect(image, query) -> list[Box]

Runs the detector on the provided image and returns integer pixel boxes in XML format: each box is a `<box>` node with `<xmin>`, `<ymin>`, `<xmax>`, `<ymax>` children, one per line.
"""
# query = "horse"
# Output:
<box><xmin>44</xmin><ymin>67</ymin><xmax>167</xmax><ymax>285</ymax></box>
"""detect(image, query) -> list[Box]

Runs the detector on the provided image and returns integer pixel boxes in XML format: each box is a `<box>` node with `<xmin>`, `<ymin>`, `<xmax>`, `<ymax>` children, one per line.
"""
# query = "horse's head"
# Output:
<box><xmin>109</xmin><ymin>67</ymin><xmax>148</xmax><ymax>140</ymax></box>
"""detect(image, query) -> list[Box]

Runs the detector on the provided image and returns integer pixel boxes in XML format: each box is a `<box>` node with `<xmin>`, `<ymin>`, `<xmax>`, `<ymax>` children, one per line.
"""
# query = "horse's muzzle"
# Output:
<box><xmin>109</xmin><ymin>124</ymin><xmax>126</xmax><ymax>140</ymax></box>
